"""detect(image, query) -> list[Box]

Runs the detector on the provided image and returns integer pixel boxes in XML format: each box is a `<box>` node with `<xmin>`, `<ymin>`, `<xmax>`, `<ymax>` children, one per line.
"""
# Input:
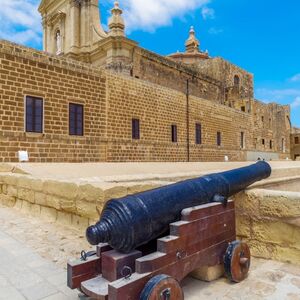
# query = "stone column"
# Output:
<box><xmin>70</xmin><ymin>0</ymin><xmax>80</xmax><ymax>52</ymax></box>
<box><xmin>42</xmin><ymin>18</ymin><xmax>47</xmax><ymax>51</ymax></box>
<box><xmin>80</xmin><ymin>0</ymin><xmax>89</xmax><ymax>48</ymax></box>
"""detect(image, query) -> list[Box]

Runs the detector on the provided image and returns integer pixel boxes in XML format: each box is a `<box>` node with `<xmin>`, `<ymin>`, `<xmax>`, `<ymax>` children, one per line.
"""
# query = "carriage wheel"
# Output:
<box><xmin>224</xmin><ymin>240</ymin><xmax>251</xmax><ymax>283</ymax></box>
<box><xmin>140</xmin><ymin>274</ymin><xmax>184</xmax><ymax>300</ymax></box>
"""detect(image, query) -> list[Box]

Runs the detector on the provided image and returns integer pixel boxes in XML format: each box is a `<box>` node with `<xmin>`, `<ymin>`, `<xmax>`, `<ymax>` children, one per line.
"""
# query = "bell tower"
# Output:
<box><xmin>39</xmin><ymin>0</ymin><xmax>107</xmax><ymax>57</ymax></box>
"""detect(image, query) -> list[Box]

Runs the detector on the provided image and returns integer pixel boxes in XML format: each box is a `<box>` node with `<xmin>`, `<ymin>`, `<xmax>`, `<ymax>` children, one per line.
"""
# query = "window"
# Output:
<box><xmin>262</xmin><ymin>139</ymin><xmax>265</xmax><ymax>145</ymax></box>
<box><xmin>171</xmin><ymin>125</ymin><xmax>177</xmax><ymax>143</ymax></box>
<box><xmin>261</xmin><ymin>116</ymin><xmax>264</xmax><ymax>123</ymax></box>
<box><xmin>234</xmin><ymin>75</ymin><xmax>240</xmax><ymax>88</ymax></box>
<box><xmin>270</xmin><ymin>140</ymin><xmax>273</xmax><ymax>149</ymax></box>
<box><xmin>25</xmin><ymin>96</ymin><xmax>43</xmax><ymax>133</ymax></box>
<box><xmin>195</xmin><ymin>123</ymin><xmax>202</xmax><ymax>145</ymax></box>
<box><xmin>241</xmin><ymin>106</ymin><xmax>245</xmax><ymax>112</ymax></box>
<box><xmin>132</xmin><ymin>118</ymin><xmax>140</xmax><ymax>140</ymax></box>
<box><xmin>69</xmin><ymin>103</ymin><xmax>84</xmax><ymax>136</ymax></box>
<box><xmin>295</xmin><ymin>137</ymin><xmax>299</xmax><ymax>144</ymax></box>
<box><xmin>241</xmin><ymin>132</ymin><xmax>245</xmax><ymax>149</ymax></box>
<box><xmin>217</xmin><ymin>131</ymin><xmax>221</xmax><ymax>146</ymax></box>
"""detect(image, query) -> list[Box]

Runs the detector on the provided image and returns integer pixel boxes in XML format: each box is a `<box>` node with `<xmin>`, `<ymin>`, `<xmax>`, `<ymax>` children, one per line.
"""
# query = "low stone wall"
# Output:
<box><xmin>0</xmin><ymin>173</ymin><xmax>161</xmax><ymax>230</ymax></box>
<box><xmin>1</xmin><ymin>169</ymin><xmax>300</xmax><ymax>266</ymax></box>
<box><xmin>235</xmin><ymin>188</ymin><xmax>300</xmax><ymax>265</ymax></box>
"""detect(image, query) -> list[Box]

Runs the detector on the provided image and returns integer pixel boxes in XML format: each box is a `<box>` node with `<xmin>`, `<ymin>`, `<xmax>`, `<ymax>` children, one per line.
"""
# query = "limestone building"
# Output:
<box><xmin>0</xmin><ymin>0</ymin><xmax>292</xmax><ymax>162</ymax></box>
<box><xmin>291</xmin><ymin>128</ymin><xmax>300</xmax><ymax>160</ymax></box>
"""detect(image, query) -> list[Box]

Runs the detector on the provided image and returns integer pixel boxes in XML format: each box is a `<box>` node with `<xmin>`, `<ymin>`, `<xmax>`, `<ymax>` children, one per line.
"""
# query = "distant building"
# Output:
<box><xmin>291</xmin><ymin>128</ymin><xmax>300</xmax><ymax>160</ymax></box>
<box><xmin>0</xmin><ymin>0</ymin><xmax>292</xmax><ymax>162</ymax></box>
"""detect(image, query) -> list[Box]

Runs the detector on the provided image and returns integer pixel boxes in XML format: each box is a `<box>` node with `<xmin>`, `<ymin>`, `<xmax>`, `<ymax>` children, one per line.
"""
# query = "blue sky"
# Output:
<box><xmin>0</xmin><ymin>0</ymin><xmax>299</xmax><ymax>127</ymax></box>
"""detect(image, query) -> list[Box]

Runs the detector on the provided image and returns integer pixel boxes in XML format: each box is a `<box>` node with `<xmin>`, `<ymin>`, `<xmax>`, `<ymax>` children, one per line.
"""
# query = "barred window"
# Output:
<box><xmin>241</xmin><ymin>132</ymin><xmax>245</xmax><ymax>149</ymax></box>
<box><xmin>25</xmin><ymin>96</ymin><xmax>43</xmax><ymax>133</ymax></box>
<box><xmin>69</xmin><ymin>103</ymin><xmax>84</xmax><ymax>136</ymax></box>
<box><xmin>217</xmin><ymin>131</ymin><xmax>222</xmax><ymax>146</ymax></box>
<box><xmin>171</xmin><ymin>125</ymin><xmax>177</xmax><ymax>143</ymax></box>
<box><xmin>195</xmin><ymin>123</ymin><xmax>202</xmax><ymax>145</ymax></box>
<box><xmin>132</xmin><ymin>118</ymin><xmax>140</xmax><ymax>140</ymax></box>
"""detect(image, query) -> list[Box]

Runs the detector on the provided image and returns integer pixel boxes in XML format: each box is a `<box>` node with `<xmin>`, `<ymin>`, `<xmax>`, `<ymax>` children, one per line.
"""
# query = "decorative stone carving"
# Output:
<box><xmin>39</xmin><ymin>0</ymin><xmax>107</xmax><ymax>56</ymax></box>
<box><xmin>45</xmin><ymin>11</ymin><xmax>66</xmax><ymax>27</ymax></box>
<box><xmin>56</xmin><ymin>31</ymin><xmax>62</xmax><ymax>55</ymax></box>
<box><xmin>168</xmin><ymin>26</ymin><xmax>209</xmax><ymax>64</ymax></box>
<box><xmin>185</xmin><ymin>26</ymin><xmax>200</xmax><ymax>53</ymax></box>
<box><xmin>106</xmin><ymin>62</ymin><xmax>133</xmax><ymax>75</ymax></box>
<box><xmin>108</xmin><ymin>1</ymin><xmax>125</xmax><ymax>37</ymax></box>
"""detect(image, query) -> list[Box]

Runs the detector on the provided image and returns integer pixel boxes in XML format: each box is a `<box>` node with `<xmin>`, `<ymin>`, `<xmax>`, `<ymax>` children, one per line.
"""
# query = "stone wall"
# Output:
<box><xmin>252</xmin><ymin>101</ymin><xmax>291</xmax><ymax>157</ymax></box>
<box><xmin>1</xmin><ymin>167</ymin><xmax>300</xmax><ymax>265</ymax></box>
<box><xmin>235</xmin><ymin>188</ymin><xmax>300</xmax><ymax>265</ymax></box>
<box><xmin>291</xmin><ymin>127</ymin><xmax>300</xmax><ymax>160</ymax></box>
<box><xmin>0</xmin><ymin>40</ymin><xmax>107</xmax><ymax>162</ymax></box>
<box><xmin>0</xmin><ymin>40</ymin><xmax>291</xmax><ymax>162</ymax></box>
<box><xmin>106</xmin><ymin>73</ymin><xmax>250</xmax><ymax>161</ymax></box>
<box><xmin>197</xmin><ymin>57</ymin><xmax>254</xmax><ymax>102</ymax></box>
<box><xmin>132</xmin><ymin>48</ymin><xmax>222</xmax><ymax>103</ymax></box>
<box><xmin>0</xmin><ymin>172</ymin><xmax>159</xmax><ymax>229</ymax></box>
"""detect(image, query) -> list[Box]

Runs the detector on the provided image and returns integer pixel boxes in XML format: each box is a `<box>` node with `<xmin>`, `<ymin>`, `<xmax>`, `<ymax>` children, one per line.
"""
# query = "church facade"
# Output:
<box><xmin>0</xmin><ymin>0</ymin><xmax>292</xmax><ymax>162</ymax></box>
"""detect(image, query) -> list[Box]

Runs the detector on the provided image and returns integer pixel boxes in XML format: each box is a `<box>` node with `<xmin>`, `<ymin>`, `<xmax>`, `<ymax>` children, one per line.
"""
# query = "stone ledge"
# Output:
<box><xmin>235</xmin><ymin>186</ymin><xmax>300</xmax><ymax>265</ymax></box>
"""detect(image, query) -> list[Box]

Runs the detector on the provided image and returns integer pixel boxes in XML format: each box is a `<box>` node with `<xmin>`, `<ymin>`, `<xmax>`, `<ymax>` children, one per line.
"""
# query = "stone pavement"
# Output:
<box><xmin>0</xmin><ymin>204</ymin><xmax>300</xmax><ymax>300</ymax></box>
<box><xmin>3</xmin><ymin>161</ymin><xmax>300</xmax><ymax>182</ymax></box>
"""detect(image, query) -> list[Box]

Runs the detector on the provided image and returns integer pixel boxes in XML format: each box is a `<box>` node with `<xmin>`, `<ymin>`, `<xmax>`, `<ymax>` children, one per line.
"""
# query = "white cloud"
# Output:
<box><xmin>291</xmin><ymin>97</ymin><xmax>300</xmax><ymax>108</ymax></box>
<box><xmin>119</xmin><ymin>0</ymin><xmax>212</xmax><ymax>32</ymax></box>
<box><xmin>201</xmin><ymin>6</ymin><xmax>215</xmax><ymax>20</ymax></box>
<box><xmin>256</xmin><ymin>88</ymin><xmax>300</xmax><ymax>100</ymax></box>
<box><xmin>0</xmin><ymin>0</ymin><xmax>214</xmax><ymax>46</ymax></box>
<box><xmin>0</xmin><ymin>0</ymin><xmax>42</xmax><ymax>46</ymax></box>
<box><xmin>290</xmin><ymin>73</ymin><xmax>300</xmax><ymax>82</ymax></box>
<box><xmin>208</xmin><ymin>27</ymin><xmax>223</xmax><ymax>35</ymax></box>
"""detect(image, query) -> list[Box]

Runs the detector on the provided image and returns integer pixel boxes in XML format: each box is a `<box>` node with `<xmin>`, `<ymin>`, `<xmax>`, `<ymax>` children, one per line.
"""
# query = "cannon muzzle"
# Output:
<box><xmin>87</xmin><ymin>161</ymin><xmax>271</xmax><ymax>253</ymax></box>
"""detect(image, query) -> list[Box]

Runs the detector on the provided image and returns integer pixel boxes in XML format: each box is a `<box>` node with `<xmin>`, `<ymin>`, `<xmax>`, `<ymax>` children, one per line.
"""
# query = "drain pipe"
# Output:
<box><xmin>186</xmin><ymin>79</ymin><xmax>190</xmax><ymax>162</ymax></box>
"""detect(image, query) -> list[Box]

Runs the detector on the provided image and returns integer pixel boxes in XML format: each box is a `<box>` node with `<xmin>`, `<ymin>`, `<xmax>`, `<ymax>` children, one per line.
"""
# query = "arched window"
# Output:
<box><xmin>234</xmin><ymin>75</ymin><xmax>240</xmax><ymax>88</ymax></box>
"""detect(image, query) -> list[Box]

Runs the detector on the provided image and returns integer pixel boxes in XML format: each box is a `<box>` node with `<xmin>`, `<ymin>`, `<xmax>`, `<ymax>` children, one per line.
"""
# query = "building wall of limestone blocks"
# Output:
<box><xmin>0</xmin><ymin>40</ymin><xmax>291</xmax><ymax>162</ymax></box>
<box><xmin>291</xmin><ymin>127</ymin><xmax>300</xmax><ymax>160</ymax></box>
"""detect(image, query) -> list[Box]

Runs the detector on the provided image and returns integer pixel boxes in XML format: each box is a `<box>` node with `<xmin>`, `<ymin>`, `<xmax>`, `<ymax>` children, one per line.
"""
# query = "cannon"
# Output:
<box><xmin>86</xmin><ymin>161</ymin><xmax>271</xmax><ymax>253</ymax></box>
<box><xmin>68</xmin><ymin>162</ymin><xmax>271</xmax><ymax>299</ymax></box>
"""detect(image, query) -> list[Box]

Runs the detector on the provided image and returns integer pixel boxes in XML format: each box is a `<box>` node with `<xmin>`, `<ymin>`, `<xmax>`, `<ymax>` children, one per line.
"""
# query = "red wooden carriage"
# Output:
<box><xmin>67</xmin><ymin>200</ymin><xmax>250</xmax><ymax>299</ymax></box>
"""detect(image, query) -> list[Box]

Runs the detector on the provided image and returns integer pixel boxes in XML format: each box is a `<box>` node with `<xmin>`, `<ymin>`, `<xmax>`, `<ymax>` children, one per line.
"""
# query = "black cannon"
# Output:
<box><xmin>86</xmin><ymin>161</ymin><xmax>271</xmax><ymax>253</ymax></box>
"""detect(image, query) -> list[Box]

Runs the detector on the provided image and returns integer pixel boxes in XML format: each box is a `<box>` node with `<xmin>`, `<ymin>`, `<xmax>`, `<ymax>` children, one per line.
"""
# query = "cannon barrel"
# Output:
<box><xmin>86</xmin><ymin>161</ymin><xmax>271</xmax><ymax>253</ymax></box>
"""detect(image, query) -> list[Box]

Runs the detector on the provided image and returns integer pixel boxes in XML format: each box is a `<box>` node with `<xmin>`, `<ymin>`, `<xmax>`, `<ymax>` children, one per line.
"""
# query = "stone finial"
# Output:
<box><xmin>185</xmin><ymin>26</ymin><xmax>200</xmax><ymax>53</ymax></box>
<box><xmin>108</xmin><ymin>1</ymin><xmax>125</xmax><ymax>37</ymax></box>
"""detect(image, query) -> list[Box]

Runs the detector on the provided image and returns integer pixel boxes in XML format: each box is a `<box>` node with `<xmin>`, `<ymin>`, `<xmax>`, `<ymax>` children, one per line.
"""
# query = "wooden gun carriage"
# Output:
<box><xmin>67</xmin><ymin>200</ymin><xmax>250</xmax><ymax>299</ymax></box>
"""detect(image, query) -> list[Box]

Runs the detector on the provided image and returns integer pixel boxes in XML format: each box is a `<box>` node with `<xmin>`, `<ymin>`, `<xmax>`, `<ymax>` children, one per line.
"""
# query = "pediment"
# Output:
<box><xmin>46</xmin><ymin>11</ymin><xmax>66</xmax><ymax>26</ymax></box>
<box><xmin>38</xmin><ymin>0</ymin><xmax>64</xmax><ymax>13</ymax></box>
